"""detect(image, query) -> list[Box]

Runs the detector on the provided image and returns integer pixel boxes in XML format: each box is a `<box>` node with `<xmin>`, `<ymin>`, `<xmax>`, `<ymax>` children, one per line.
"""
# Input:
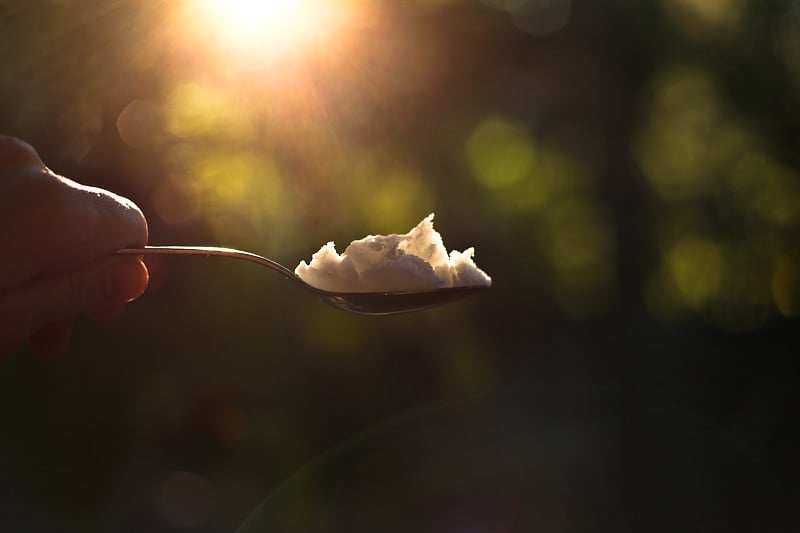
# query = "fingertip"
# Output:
<box><xmin>105</xmin><ymin>256</ymin><xmax>149</xmax><ymax>304</ymax></box>
<box><xmin>129</xmin><ymin>257</ymin><xmax>150</xmax><ymax>302</ymax></box>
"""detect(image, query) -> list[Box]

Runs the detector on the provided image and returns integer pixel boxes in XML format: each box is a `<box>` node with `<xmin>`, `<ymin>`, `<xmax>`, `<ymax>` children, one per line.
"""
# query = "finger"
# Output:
<box><xmin>0</xmin><ymin>136</ymin><xmax>44</xmax><ymax>171</ymax></box>
<box><xmin>28</xmin><ymin>318</ymin><xmax>75</xmax><ymax>356</ymax></box>
<box><xmin>33</xmin><ymin>180</ymin><xmax>149</xmax><ymax>277</ymax></box>
<box><xmin>0</xmin><ymin>142</ymin><xmax>148</xmax><ymax>289</ymax></box>
<box><xmin>0</xmin><ymin>256</ymin><xmax>148</xmax><ymax>354</ymax></box>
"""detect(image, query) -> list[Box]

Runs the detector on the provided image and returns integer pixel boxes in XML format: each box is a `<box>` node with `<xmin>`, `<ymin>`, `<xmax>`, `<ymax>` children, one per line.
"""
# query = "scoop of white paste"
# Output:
<box><xmin>295</xmin><ymin>214</ymin><xmax>492</xmax><ymax>293</ymax></box>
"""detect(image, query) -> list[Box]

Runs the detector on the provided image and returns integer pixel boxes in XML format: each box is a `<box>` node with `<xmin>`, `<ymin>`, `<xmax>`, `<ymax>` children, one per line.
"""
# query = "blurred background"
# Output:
<box><xmin>1</xmin><ymin>0</ymin><xmax>799</xmax><ymax>531</ymax></box>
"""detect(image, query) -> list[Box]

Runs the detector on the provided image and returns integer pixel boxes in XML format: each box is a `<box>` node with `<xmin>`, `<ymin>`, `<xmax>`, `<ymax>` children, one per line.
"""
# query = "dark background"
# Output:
<box><xmin>2</xmin><ymin>0</ymin><xmax>799</xmax><ymax>531</ymax></box>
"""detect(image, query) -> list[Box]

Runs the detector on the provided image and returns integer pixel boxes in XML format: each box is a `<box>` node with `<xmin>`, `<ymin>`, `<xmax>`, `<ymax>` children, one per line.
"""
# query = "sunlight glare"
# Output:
<box><xmin>187</xmin><ymin>0</ymin><xmax>342</xmax><ymax>65</ymax></box>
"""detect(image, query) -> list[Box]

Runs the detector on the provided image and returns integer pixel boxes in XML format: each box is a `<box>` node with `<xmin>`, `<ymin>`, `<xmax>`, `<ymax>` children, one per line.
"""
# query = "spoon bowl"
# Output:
<box><xmin>117</xmin><ymin>246</ymin><xmax>488</xmax><ymax>315</ymax></box>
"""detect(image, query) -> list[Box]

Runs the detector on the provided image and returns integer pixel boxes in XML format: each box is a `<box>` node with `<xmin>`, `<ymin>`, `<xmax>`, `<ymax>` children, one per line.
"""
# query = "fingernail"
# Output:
<box><xmin>104</xmin><ymin>257</ymin><xmax>149</xmax><ymax>303</ymax></box>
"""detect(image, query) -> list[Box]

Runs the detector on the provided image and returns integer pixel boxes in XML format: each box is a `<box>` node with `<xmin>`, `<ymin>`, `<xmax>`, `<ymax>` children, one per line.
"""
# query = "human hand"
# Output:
<box><xmin>0</xmin><ymin>136</ymin><xmax>149</xmax><ymax>357</ymax></box>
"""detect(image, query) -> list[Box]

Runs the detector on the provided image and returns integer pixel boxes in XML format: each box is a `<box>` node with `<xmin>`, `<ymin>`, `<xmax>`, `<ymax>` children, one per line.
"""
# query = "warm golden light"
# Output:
<box><xmin>185</xmin><ymin>0</ymin><xmax>343</xmax><ymax>66</ymax></box>
<box><xmin>196</xmin><ymin>0</ymin><xmax>305</xmax><ymax>34</ymax></box>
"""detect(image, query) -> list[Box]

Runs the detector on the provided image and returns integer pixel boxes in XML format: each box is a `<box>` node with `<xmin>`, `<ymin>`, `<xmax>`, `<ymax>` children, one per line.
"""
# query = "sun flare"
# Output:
<box><xmin>196</xmin><ymin>0</ymin><xmax>307</xmax><ymax>35</ymax></box>
<box><xmin>186</xmin><ymin>0</ymin><xmax>342</xmax><ymax>65</ymax></box>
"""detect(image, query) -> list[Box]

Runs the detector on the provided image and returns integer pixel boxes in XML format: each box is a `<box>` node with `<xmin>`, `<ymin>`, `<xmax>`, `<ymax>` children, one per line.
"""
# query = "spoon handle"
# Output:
<box><xmin>117</xmin><ymin>246</ymin><xmax>299</xmax><ymax>282</ymax></box>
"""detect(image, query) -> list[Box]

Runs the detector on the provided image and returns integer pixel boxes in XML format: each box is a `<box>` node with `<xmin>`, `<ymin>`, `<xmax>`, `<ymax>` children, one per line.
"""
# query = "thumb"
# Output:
<box><xmin>0</xmin><ymin>256</ymin><xmax>148</xmax><ymax>356</ymax></box>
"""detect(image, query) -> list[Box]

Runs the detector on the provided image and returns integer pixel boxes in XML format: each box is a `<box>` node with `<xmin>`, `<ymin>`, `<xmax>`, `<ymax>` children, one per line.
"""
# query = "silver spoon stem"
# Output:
<box><xmin>117</xmin><ymin>246</ymin><xmax>301</xmax><ymax>284</ymax></box>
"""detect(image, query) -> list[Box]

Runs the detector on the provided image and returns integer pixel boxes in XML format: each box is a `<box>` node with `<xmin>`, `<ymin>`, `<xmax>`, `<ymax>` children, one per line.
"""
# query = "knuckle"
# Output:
<box><xmin>0</xmin><ymin>136</ymin><xmax>44</xmax><ymax>173</ymax></box>
<box><xmin>20</xmin><ymin>175</ymin><xmax>76</xmax><ymax>233</ymax></box>
<box><xmin>4</xmin><ymin>164</ymin><xmax>69</xmax><ymax>208</ymax></box>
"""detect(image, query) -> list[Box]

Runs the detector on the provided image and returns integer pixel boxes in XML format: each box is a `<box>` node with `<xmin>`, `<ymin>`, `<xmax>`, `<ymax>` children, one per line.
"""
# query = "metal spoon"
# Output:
<box><xmin>117</xmin><ymin>246</ymin><xmax>488</xmax><ymax>315</ymax></box>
